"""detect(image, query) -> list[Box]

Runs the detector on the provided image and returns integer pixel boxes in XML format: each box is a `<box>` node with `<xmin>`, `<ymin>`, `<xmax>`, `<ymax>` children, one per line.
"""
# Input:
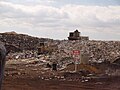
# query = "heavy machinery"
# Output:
<box><xmin>37</xmin><ymin>42</ymin><xmax>58</xmax><ymax>55</ymax></box>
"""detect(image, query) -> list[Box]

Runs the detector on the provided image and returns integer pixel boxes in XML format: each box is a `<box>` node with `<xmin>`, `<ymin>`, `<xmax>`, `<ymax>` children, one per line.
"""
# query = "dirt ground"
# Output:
<box><xmin>2</xmin><ymin>59</ymin><xmax>120</xmax><ymax>90</ymax></box>
<box><xmin>2</xmin><ymin>76</ymin><xmax>120</xmax><ymax>90</ymax></box>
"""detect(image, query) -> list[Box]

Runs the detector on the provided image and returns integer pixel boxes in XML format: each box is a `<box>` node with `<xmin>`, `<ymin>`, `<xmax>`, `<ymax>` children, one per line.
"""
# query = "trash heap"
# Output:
<box><xmin>57</xmin><ymin>40</ymin><xmax>120</xmax><ymax>63</ymax></box>
<box><xmin>0</xmin><ymin>32</ymin><xmax>52</xmax><ymax>51</ymax></box>
<box><xmin>6</xmin><ymin>39</ymin><xmax>120</xmax><ymax>67</ymax></box>
<box><xmin>1</xmin><ymin>32</ymin><xmax>119</xmax><ymax>64</ymax></box>
<box><xmin>4</xmin><ymin>39</ymin><xmax>120</xmax><ymax>82</ymax></box>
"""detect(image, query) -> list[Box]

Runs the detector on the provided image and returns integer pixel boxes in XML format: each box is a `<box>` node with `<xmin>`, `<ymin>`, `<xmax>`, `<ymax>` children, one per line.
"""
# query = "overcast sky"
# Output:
<box><xmin>0</xmin><ymin>0</ymin><xmax>120</xmax><ymax>40</ymax></box>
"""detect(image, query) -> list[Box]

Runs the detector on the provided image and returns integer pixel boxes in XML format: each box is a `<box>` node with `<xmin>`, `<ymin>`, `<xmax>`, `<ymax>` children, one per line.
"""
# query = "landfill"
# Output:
<box><xmin>0</xmin><ymin>32</ymin><xmax>120</xmax><ymax>90</ymax></box>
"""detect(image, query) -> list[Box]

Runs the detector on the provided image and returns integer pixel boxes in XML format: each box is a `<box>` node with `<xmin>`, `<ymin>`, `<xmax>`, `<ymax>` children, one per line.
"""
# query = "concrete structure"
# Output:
<box><xmin>68</xmin><ymin>30</ymin><xmax>89</xmax><ymax>40</ymax></box>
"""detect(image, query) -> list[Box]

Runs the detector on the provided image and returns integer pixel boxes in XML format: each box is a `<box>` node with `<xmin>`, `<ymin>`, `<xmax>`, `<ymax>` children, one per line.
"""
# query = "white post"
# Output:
<box><xmin>80</xmin><ymin>51</ymin><xmax>81</xmax><ymax>64</ymax></box>
<box><xmin>75</xmin><ymin>60</ymin><xmax>77</xmax><ymax>72</ymax></box>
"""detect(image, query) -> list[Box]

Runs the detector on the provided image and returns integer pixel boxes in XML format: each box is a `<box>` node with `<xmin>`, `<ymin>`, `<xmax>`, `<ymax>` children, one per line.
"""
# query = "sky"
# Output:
<box><xmin>0</xmin><ymin>0</ymin><xmax>120</xmax><ymax>40</ymax></box>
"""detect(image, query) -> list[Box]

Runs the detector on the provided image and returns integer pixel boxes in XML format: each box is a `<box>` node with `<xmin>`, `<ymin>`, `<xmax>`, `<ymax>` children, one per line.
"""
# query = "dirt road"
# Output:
<box><xmin>2</xmin><ymin>59</ymin><xmax>120</xmax><ymax>90</ymax></box>
<box><xmin>2</xmin><ymin>76</ymin><xmax>120</xmax><ymax>90</ymax></box>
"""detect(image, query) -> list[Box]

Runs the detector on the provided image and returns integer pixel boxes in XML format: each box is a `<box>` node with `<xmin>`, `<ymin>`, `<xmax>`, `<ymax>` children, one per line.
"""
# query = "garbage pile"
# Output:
<box><xmin>57</xmin><ymin>40</ymin><xmax>120</xmax><ymax>63</ymax></box>
<box><xmin>0</xmin><ymin>32</ymin><xmax>52</xmax><ymax>51</ymax></box>
<box><xmin>6</xmin><ymin>39</ymin><xmax>120</xmax><ymax>69</ymax></box>
<box><xmin>4</xmin><ymin>41</ymin><xmax>120</xmax><ymax>84</ymax></box>
<box><xmin>7</xmin><ymin>50</ymin><xmax>38</xmax><ymax>60</ymax></box>
<box><xmin>1</xmin><ymin>32</ymin><xmax>119</xmax><ymax>64</ymax></box>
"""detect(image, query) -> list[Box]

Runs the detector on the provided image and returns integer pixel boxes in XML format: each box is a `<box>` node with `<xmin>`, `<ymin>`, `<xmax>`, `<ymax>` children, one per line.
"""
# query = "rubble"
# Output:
<box><xmin>0</xmin><ymin>32</ymin><xmax>53</xmax><ymax>52</ymax></box>
<box><xmin>57</xmin><ymin>40</ymin><xmax>120</xmax><ymax>64</ymax></box>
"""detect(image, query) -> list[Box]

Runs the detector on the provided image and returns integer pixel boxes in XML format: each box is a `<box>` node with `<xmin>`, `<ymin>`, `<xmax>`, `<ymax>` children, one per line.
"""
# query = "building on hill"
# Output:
<box><xmin>68</xmin><ymin>30</ymin><xmax>89</xmax><ymax>40</ymax></box>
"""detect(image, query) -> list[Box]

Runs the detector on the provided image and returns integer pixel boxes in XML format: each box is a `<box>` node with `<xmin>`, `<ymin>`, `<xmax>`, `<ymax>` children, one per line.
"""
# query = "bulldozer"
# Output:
<box><xmin>37</xmin><ymin>42</ymin><xmax>58</xmax><ymax>55</ymax></box>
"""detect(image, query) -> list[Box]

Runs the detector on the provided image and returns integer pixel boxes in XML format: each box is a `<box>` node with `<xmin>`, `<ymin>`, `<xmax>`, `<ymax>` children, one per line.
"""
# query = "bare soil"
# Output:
<box><xmin>2</xmin><ymin>60</ymin><xmax>120</xmax><ymax>90</ymax></box>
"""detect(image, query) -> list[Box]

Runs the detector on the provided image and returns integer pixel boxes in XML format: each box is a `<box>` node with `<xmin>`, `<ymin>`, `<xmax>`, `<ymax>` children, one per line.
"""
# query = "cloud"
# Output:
<box><xmin>0</xmin><ymin>0</ymin><xmax>56</xmax><ymax>5</ymax></box>
<box><xmin>0</xmin><ymin>1</ymin><xmax>120</xmax><ymax>40</ymax></box>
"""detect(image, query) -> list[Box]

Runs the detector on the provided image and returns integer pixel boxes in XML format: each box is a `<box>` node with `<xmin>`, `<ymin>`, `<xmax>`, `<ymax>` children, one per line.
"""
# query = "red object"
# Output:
<box><xmin>73</xmin><ymin>50</ymin><xmax>80</xmax><ymax>55</ymax></box>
